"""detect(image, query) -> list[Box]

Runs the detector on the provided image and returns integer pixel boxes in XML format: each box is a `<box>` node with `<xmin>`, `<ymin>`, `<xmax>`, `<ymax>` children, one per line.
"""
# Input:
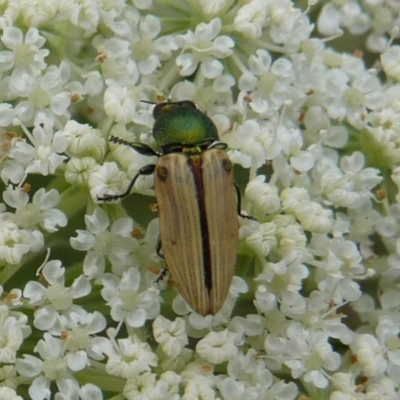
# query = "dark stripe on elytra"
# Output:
<box><xmin>188</xmin><ymin>155</ymin><xmax>212</xmax><ymax>292</ymax></box>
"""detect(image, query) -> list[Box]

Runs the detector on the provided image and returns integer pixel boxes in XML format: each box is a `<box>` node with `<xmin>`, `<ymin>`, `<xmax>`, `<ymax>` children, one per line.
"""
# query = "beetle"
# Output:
<box><xmin>98</xmin><ymin>100</ymin><xmax>240</xmax><ymax>316</ymax></box>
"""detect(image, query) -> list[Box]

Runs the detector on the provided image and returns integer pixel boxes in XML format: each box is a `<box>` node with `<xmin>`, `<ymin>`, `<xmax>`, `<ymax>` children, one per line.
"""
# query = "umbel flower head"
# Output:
<box><xmin>0</xmin><ymin>0</ymin><xmax>399</xmax><ymax>398</ymax></box>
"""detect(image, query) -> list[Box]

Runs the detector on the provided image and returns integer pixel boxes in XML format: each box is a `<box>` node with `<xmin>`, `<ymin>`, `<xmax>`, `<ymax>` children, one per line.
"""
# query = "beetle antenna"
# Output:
<box><xmin>141</xmin><ymin>100</ymin><xmax>156</xmax><ymax>105</ymax></box>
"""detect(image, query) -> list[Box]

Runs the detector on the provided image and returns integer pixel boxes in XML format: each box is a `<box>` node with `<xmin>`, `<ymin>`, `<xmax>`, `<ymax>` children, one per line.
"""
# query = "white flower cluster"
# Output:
<box><xmin>0</xmin><ymin>0</ymin><xmax>397</xmax><ymax>398</ymax></box>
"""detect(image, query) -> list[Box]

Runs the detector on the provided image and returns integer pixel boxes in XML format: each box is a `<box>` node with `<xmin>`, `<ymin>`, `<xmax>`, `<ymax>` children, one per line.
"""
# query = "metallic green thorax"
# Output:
<box><xmin>152</xmin><ymin>101</ymin><xmax>219</xmax><ymax>152</ymax></box>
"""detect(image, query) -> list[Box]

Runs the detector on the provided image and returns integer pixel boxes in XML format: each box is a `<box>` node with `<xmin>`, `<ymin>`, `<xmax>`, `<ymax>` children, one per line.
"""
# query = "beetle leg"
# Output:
<box><xmin>208</xmin><ymin>141</ymin><xmax>227</xmax><ymax>151</ymax></box>
<box><xmin>109</xmin><ymin>136</ymin><xmax>161</xmax><ymax>156</ymax></box>
<box><xmin>156</xmin><ymin>236</ymin><xmax>164</xmax><ymax>259</ymax></box>
<box><xmin>154</xmin><ymin>237</ymin><xmax>169</xmax><ymax>284</ymax></box>
<box><xmin>98</xmin><ymin>164</ymin><xmax>156</xmax><ymax>201</ymax></box>
<box><xmin>234</xmin><ymin>183</ymin><xmax>255</xmax><ymax>220</ymax></box>
<box><xmin>154</xmin><ymin>267</ymin><xmax>168</xmax><ymax>284</ymax></box>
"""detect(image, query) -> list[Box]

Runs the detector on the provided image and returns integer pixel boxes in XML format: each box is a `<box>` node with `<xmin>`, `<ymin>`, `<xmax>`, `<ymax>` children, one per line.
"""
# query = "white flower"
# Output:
<box><xmin>0</xmin><ymin>103</ymin><xmax>16</xmax><ymax>127</ymax></box>
<box><xmin>312</xmin><ymin>151</ymin><xmax>382</xmax><ymax>209</ymax></box>
<box><xmin>303</xmin><ymin>106</ymin><xmax>348</xmax><ymax>148</ymax></box>
<box><xmin>152</xmin><ymin>371</ymin><xmax>181</xmax><ymax>400</ymax></box>
<box><xmin>83</xmin><ymin>71</ymin><xmax>103</xmax><ymax>96</ymax></box>
<box><xmin>228</xmin><ymin>315</ymin><xmax>265</xmax><ymax>343</ymax></box>
<box><xmin>17</xmin><ymin>0</ymin><xmax>59</xmax><ymax>27</ymax></box>
<box><xmin>71</xmin><ymin>207</ymin><xmax>137</xmax><ymax>275</ymax></box>
<box><xmin>62</xmin><ymin>120</ymin><xmax>107</xmax><ymax>161</ymax></box>
<box><xmin>317</xmin><ymin>3</ymin><xmax>342</xmax><ymax>36</ymax></box>
<box><xmin>0</xmin><ymin>386</ymin><xmax>23</xmax><ymax>400</ymax></box>
<box><xmin>79</xmin><ymin>384</ymin><xmax>104</xmax><ymax>400</ymax></box>
<box><xmin>0</xmin><ymin>213</ymin><xmax>43</xmax><ymax>265</ymax></box>
<box><xmin>0</xmin><ymin>159</ymin><xmax>25</xmax><ymax>185</ymax></box>
<box><xmin>16</xmin><ymin>333</ymin><xmax>80</xmax><ymax>400</ymax></box>
<box><xmin>176</xmin><ymin>18</ymin><xmax>234</xmax><ymax>79</ymax></box>
<box><xmin>352</xmin><ymin>334</ymin><xmax>387</xmax><ymax>377</ymax></box>
<box><xmin>195</xmin><ymin>0</ymin><xmax>230</xmax><ymax>16</ymax></box>
<box><xmin>0</xmin><ymin>26</ymin><xmax>48</xmax><ymax>77</ymax></box>
<box><xmin>129</xmin><ymin>14</ymin><xmax>178</xmax><ymax>75</ymax></box>
<box><xmin>317</xmin><ymin>2</ymin><xmax>370</xmax><ymax>36</ymax></box>
<box><xmin>58</xmin><ymin>0</ymin><xmax>100</xmax><ymax>33</ymax></box>
<box><xmin>224</xmin><ymin>119</ymin><xmax>275</xmax><ymax>168</ymax></box>
<box><xmin>365</xmin><ymin>377</ymin><xmax>398</xmax><ymax>399</ymax></box>
<box><xmin>124</xmin><ymin>373</ymin><xmax>156</xmax><ymax>399</ymax></box>
<box><xmin>9</xmin><ymin>123</ymin><xmax>68</xmax><ymax>176</ymax></box>
<box><xmin>330</xmin><ymin>372</ymin><xmax>363</xmax><ymax>400</ymax></box>
<box><xmin>23</xmin><ymin>260</ymin><xmax>91</xmax><ymax>333</ymax></box>
<box><xmin>100</xmin><ymin>267</ymin><xmax>161</xmax><ymax>328</ymax></box>
<box><xmin>245</xmin><ymin>221</ymin><xmax>278</xmax><ymax>261</ymax></box>
<box><xmin>279</xmin><ymin>327</ymin><xmax>341</xmax><ymax>388</ymax></box>
<box><xmin>254</xmin><ymin>259</ymin><xmax>309</xmax><ymax>313</ymax></box>
<box><xmin>103</xmin><ymin>79</ymin><xmax>140</xmax><ymax>124</ymax></box>
<box><xmin>340</xmin><ymin>152</ymin><xmax>382</xmax><ymax>193</ymax></box>
<box><xmin>314</xmin><ymin>159</ymin><xmax>360</xmax><ymax>208</ymax></box>
<box><xmin>345</xmin><ymin>71</ymin><xmax>386</xmax><ymax>111</ymax></box>
<box><xmin>106</xmin><ymin>335</ymin><xmax>158</xmax><ymax>378</ymax></box>
<box><xmin>311</xmin><ymin>236</ymin><xmax>367</xmax><ymax>303</ymax></box>
<box><xmin>375</xmin><ymin>316</ymin><xmax>400</xmax><ymax>383</ymax></box>
<box><xmin>281</xmin><ymin>187</ymin><xmax>333</xmax><ymax>233</ymax></box>
<box><xmin>367</xmin><ymin>107</ymin><xmax>400</xmax><ymax>166</ymax></box>
<box><xmin>280</xmin><ymin>187</ymin><xmax>309</xmax><ymax>212</ymax></box>
<box><xmin>196</xmin><ymin>330</ymin><xmax>238</xmax><ymax>364</ymax></box>
<box><xmin>301</xmin><ymin>291</ymin><xmax>354</xmax><ymax>345</ymax></box>
<box><xmin>381</xmin><ymin>46</ymin><xmax>400</xmax><ymax>81</ymax></box>
<box><xmin>277</xmin><ymin>126</ymin><xmax>317</xmax><ymax>171</ymax></box>
<box><xmin>182</xmin><ymin>375</ymin><xmax>216</xmax><ymax>400</ymax></box>
<box><xmin>294</xmin><ymin>201</ymin><xmax>334</xmax><ymax>234</ymax></box>
<box><xmin>153</xmin><ymin>316</ymin><xmax>188</xmax><ymax>358</ymax></box>
<box><xmin>0</xmin><ymin>286</ymin><xmax>23</xmax><ymax>308</ymax></box>
<box><xmin>65</xmin><ymin>156</ymin><xmax>98</xmax><ymax>186</ymax></box>
<box><xmin>0</xmin><ymin>305</ymin><xmax>24</xmax><ymax>364</ymax></box>
<box><xmin>62</xmin><ymin>311</ymin><xmax>109</xmax><ymax>370</ymax></box>
<box><xmin>216</xmin><ymin>376</ymin><xmax>262</xmax><ymax>400</ymax></box>
<box><xmin>11</xmin><ymin>61</ymin><xmax>74</xmax><ymax>124</ymax></box>
<box><xmin>234</xmin><ymin>0</ymin><xmax>266</xmax><ymax>39</ymax></box>
<box><xmin>273</xmin><ymin>214</ymin><xmax>308</xmax><ymax>261</ymax></box>
<box><xmin>3</xmin><ymin>186</ymin><xmax>67</xmax><ymax>232</ymax></box>
<box><xmin>88</xmin><ymin>162</ymin><xmax>130</xmax><ymax>203</ymax></box>
<box><xmin>227</xmin><ymin>349</ymin><xmax>272</xmax><ymax>389</ymax></box>
<box><xmin>245</xmin><ymin>175</ymin><xmax>281</xmax><ymax>214</ymax></box>
<box><xmin>238</xmin><ymin>51</ymin><xmax>298</xmax><ymax>117</ymax></box>
<box><xmin>123</xmin><ymin>372</ymin><xmax>158</xmax><ymax>400</ymax></box>
<box><xmin>95</xmin><ymin>36</ymin><xmax>138</xmax><ymax>83</ymax></box>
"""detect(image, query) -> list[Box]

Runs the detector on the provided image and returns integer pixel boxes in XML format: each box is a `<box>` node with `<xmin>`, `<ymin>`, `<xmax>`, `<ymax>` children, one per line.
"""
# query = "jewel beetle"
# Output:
<box><xmin>99</xmin><ymin>100</ymin><xmax>241</xmax><ymax>316</ymax></box>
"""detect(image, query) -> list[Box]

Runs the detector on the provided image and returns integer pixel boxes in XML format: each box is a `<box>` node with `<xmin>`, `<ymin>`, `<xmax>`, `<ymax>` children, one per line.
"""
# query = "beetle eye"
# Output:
<box><xmin>153</xmin><ymin>101</ymin><xmax>197</xmax><ymax>119</ymax></box>
<box><xmin>177</xmin><ymin>100</ymin><xmax>196</xmax><ymax>109</ymax></box>
<box><xmin>152</xmin><ymin>103</ymin><xmax>164</xmax><ymax>118</ymax></box>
